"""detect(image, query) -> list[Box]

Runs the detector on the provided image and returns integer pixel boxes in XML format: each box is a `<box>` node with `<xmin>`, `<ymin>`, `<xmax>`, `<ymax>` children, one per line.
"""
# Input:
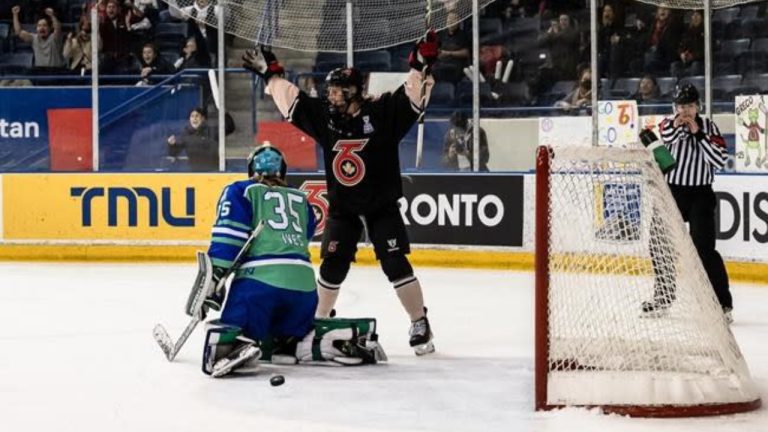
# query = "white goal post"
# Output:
<box><xmin>534</xmin><ymin>145</ymin><xmax>761</xmax><ymax>417</ymax></box>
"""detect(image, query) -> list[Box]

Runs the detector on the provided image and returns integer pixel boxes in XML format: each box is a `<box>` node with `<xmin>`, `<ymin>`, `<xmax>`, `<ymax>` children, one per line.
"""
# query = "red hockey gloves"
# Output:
<box><xmin>408</xmin><ymin>29</ymin><xmax>439</xmax><ymax>71</ymax></box>
<box><xmin>243</xmin><ymin>46</ymin><xmax>285</xmax><ymax>82</ymax></box>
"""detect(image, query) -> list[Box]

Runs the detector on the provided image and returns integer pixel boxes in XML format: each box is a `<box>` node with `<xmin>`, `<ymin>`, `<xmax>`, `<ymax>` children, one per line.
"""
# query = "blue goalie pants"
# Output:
<box><xmin>221</xmin><ymin>278</ymin><xmax>318</xmax><ymax>341</ymax></box>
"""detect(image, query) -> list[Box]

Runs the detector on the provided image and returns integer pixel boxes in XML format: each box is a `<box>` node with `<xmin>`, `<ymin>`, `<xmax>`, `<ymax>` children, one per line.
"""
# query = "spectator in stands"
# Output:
<box><xmin>123</xmin><ymin>0</ymin><xmax>158</xmax><ymax>53</ymax></box>
<box><xmin>598</xmin><ymin>3</ymin><xmax>628</xmax><ymax>79</ymax></box>
<box><xmin>631</xmin><ymin>74</ymin><xmax>661</xmax><ymax>103</ymax></box>
<box><xmin>124</xmin><ymin>0</ymin><xmax>158</xmax><ymax>31</ymax></box>
<box><xmin>86</xmin><ymin>0</ymin><xmax>108</xmax><ymax>21</ymax></box>
<box><xmin>479</xmin><ymin>43</ymin><xmax>507</xmax><ymax>82</ymax></box>
<box><xmin>63</xmin><ymin>14</ymin><xmax>100</xmax><ymax>74</ymax></box>
<box><xmin>11</xmin><ymin>5</ymin><xmax>66</xmax><ymax>69</ymax></box>
<box><xmin>432</xmin><ymin>11</ymin><xmax>470</xmax><ymax>83</ymax></box>
<box><xmin>99</xmin><ymin>0</ymin><xmax>135</xmax><ymax>74</ymax></box>
<box><xmin>639</xmin><ymin>7</ymin><xmax>683</xmax><ymax>74</ymax></box>
<box><xmin>173</xmin><ymin>33</ymin><xmax>211</xmax><ymax>70</ymax></box>
<box><xmin>136</xmin><ymin>42</ymin><xmax>172</xmax><ymax>85</ymax></box>
<box><xmin>538</xmin><ymin>13</ymin><xmax>580</xmax><ymax>84</ymax></box>
<box><xmin>499</xmin><ymin>0</ymin><xmax>540</xmax><ymax>21</ymax></box>
<box><xmin>441</xmin><ymin>111</ymin><xmax>490</xmax><ymax>172</ymax></box>
<box><xmin>670</xmin><ymin>10</ymin><xmax>704</xmax><ymax>77</ymax></box>
<box><xmin>167</xmin><ymin>107</ymin><xmax>218</xmax><ymax>171</ymax></box>
<box><xmin>169</xmin><ymin>0</ymin><xmax>219</xmax><ymax>63</ymax></box>
<box><xmin>554</xmin><ymin>63</ymin><xmax>591</xmax><ymax>113</ymax></box>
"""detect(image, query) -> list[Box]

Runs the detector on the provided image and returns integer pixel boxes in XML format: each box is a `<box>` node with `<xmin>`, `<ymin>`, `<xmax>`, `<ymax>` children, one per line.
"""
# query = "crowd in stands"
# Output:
<box><xmin>300</xmin><ymin>1</ymin><xmax>768</xmax><ymax>114</ymax></box>
<box><xmin>0</xmin><ymin>0</ymin><xmax>216</xmax><ymax>81</ymax></box>
<box><xmin>3</xmin><ymin>0</ymin><xmax>768</xmax><ymax>113</ymax></box>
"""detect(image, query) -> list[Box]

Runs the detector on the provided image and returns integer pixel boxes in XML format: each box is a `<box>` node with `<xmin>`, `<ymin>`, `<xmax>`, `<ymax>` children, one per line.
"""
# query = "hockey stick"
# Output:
<box><xmin>153</xmin><ymin>221</ymin><xmax>265</xmax><ymax>361</ymax></box>
<box><xmin>414</xmin><ymin>0</ymin><xmax>433</xmax><ymax>169</ymax></box>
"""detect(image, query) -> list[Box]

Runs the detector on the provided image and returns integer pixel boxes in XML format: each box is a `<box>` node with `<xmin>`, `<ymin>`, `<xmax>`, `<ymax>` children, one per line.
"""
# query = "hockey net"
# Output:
<box><xmin>534</xmin><ymin>145</ymin><xmax>761</xmax><ymax>417</ymax></box>
<box><xmin>634</xmin><ymin>0</ymin><xmax>762</xmax><ymax>9</ymax></box>
<box><xmin>165</xmin><ymin>0</ymin><xmax>496</xmax><ymax>52</ymax></box>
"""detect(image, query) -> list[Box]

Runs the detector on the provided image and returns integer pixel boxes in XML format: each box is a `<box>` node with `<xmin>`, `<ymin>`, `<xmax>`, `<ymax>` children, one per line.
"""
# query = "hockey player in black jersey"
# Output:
<box><xmin>243</xmin><ymin>33</ymin><xmax>438</xmax><ymax>355</ymax></box>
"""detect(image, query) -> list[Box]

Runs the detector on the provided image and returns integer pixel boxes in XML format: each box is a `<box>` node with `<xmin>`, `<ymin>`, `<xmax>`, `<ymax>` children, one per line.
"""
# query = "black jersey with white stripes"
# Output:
<box><xmin>658</xmin><ymin>114</ymin><xmax>727</xmax><ymax>186</ymax></box>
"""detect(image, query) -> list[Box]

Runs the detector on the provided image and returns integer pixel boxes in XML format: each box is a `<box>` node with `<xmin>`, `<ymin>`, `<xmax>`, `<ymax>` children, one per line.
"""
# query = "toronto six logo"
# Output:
<box><xmin>332</xmin><ymin>139</ymin><xmax>368</xmax><ymax>187</ymax></box>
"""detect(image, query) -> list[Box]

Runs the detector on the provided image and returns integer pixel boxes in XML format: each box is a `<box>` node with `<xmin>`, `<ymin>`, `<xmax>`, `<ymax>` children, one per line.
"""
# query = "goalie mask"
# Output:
<box><xmin>325</xmin><ymin>67</ymin><xmax>364</xmax><ymax>121</ymax></box>
<box><xmin>247</xmin><ymin>144</ymin><xmax>287</xmax><ymax>179</ymax></box>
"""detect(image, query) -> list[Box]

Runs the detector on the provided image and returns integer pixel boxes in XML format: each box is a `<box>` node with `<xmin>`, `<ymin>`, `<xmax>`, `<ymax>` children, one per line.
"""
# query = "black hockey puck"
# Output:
<box><xmin>270</xmin><ymin>375</ymin><xmax>285</xmax><ymax>387</ymax></box>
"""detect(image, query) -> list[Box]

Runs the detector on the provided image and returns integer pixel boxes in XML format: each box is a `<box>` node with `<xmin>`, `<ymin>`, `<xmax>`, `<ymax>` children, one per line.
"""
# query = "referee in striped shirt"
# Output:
<box><xmin>652</xmin><ymin>83</ymin><xmax>732</xmax><ymax>322</ymax></box>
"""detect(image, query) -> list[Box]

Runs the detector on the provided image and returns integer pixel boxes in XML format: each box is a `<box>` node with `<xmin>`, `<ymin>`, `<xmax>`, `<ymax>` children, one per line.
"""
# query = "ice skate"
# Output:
<box><xmin>409</xmin><ymin>315</ymin><xmax>434</xmax><ymax>356</ymax></box>
<box><xmin>723</xmin><ymin>307</ymin><xmax>734</xmax><ymax>325</ymax></box>
<box><xmin>211</xmin><ymin>342</ymin><xmax>261</xmax><ymax>378</ymax></box>
<box><xmin>640</xmin><ymin>297</ymin><xmax>672</xmax><ymax>318</ymax></box>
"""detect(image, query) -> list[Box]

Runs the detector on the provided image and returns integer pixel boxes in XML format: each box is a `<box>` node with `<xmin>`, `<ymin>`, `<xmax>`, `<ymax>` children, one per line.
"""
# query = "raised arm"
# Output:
<box><xmin>11</xmin><ymin>6</ymin><xmax>33</xmax><ymax>44</ymax></box>
<box><xmin>404</xmin><ymin>29</ymin><xmax>439</xmax><ymax>110</ymax></box>
<box><xmin>243</xmin><ymin>48</ymin><xmax>298</xmax><ymax>118</ymax></box>
<box><xmin>45</xmin><ymin>8</ymin><xmax>61</xmax><ymax>37</ymax></box>
<box><xmin>266</xmin><ymin>77</ymin><xmax>301</xmax><ymax>119</ymax></box>
<box><xmin>404</xmin><ymin>69</ymin><xmax>435</xmax><ymax>112</ymax></box>
<box><xmin>243</xmin><ymin>47</ymin><xmax>326</xmax><ymax>142</ymax></box>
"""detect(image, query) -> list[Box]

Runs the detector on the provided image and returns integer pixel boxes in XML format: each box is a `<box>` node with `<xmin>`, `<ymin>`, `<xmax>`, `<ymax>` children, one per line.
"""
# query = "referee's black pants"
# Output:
<box><xmin>652</xmin><ymin>184</ymin><xmax>732</xmax><ymax>309</ymax></box>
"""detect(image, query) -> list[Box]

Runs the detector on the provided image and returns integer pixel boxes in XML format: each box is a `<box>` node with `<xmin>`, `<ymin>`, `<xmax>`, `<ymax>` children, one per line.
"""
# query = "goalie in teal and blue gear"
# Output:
<box><xmin>200</xmin><ymin>144</ymin><xmax>386</xmax><ymax>377</ymax></box>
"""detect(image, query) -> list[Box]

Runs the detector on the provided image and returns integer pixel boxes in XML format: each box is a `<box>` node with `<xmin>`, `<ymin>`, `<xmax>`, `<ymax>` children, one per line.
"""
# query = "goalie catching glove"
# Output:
<box><xmin>243</xmin><ymin>46</ymin><xmax>285</xmax><ymax>82</ymax></box>
<box><xmin>408</xmin><ymin>29</ymin><xmax>439</xmax><ymax>71</ymax></box>
<box><xmin>203</xmin><ymin>266</ymin><xmax>228</xmax><ymax>312</ymax></box>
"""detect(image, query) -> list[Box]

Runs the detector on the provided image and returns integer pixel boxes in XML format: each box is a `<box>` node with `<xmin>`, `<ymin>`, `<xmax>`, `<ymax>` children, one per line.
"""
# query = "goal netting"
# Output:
<box><xmin>166</xmin><ymin>0</ymin><xmax>496</xmax><ymax>52</ymax></box>
<box><xmin>535</xmin><ymin>145</ymin><xmax>761</xmax><ymax>417</ymax></box>
<box><xmin>633</xmin><ymin>0</ymin><xmax>762</xmax><ymax>9</ymax></box>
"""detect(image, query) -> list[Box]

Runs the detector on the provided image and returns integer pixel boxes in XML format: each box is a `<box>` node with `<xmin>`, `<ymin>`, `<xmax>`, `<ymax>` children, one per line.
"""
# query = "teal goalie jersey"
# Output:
<box><xmin>208</xmin><ymin>179</ymin><xmax>317</xmax><ymax>292</ymax></box>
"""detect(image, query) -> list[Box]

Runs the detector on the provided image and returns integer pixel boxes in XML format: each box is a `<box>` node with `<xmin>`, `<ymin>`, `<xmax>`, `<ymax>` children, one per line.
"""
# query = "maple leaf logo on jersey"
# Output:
<box><xmin>332</xmin><ymin>139</ymin><xmax>368</xmax><ymax>187</ymax></box>
<box><xmin>342</xmin><ymin>161</ymin><xmax>357</xmax><ymax>176</ymax></box>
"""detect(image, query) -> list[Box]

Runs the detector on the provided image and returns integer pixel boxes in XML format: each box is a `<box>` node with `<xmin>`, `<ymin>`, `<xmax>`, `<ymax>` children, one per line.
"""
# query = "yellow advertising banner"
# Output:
<box><xmin>3</xmin><ymin>173</ymin><xmax>242</xmax><ymax>241</ymax></box>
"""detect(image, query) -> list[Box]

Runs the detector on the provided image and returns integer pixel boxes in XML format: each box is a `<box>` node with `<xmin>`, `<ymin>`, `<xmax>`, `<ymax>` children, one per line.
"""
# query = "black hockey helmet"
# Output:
<box><xmin>247</xmin><ymin>143</ymin><xmax>287</xmax><ymax>179</ymax></box>
<box><xmin>673</xmin><ymin>83</ymin><xmax>700</xmax><ymax>105</ymax></box>
<box><xmin>325</xmin><ymin>67</ymin><xmax>364</xmax><ymax>94</ymax></box>
<box><xmin>325</xmin><ymin>67</ymin><xmax>364</xmax><ymax>106</ymax></box>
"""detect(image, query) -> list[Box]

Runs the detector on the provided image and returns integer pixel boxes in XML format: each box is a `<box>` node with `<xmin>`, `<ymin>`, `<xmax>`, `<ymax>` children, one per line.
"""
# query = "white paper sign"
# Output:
<box><xmin>734</xmin><ymin>95</ymin><xmax>768</xmax><ymax>173</ymax></box>
<box><xmin>538</xmin><ymin>100</ymin><xmax>639</xmax><ymax>148</ymax></box>
<box><xmin>595</xmin><ymin>100</ymin><xmax>639</xmax><ymax>147</ymax></box>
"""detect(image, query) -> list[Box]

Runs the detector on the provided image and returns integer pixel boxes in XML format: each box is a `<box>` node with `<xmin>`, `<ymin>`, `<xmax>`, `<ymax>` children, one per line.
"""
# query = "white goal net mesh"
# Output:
<box><xmin>165</xmin><ymin>0</ymin><xmax>496</xmax><ymax>52</ymax></box>
<box><xmin>634</xmin><ymin>0</ymin><xmax>762</xmax><ymax>9</ymax></box>
<box><xmin>540</xmin><ymin>146</ymin><xmax>759</xmax><ymax>409</ymax></box>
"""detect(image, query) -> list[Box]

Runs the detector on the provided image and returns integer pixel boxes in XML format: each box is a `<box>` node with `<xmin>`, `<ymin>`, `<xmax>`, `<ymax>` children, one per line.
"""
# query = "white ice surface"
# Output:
<box><xmin>1</xmin><ymin>263</ymin><xmax>767</xmax><ymax>432</ymax></box>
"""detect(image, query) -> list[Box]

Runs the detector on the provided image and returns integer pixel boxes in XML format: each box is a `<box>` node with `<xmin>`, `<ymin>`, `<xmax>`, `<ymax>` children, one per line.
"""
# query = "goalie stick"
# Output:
<box><xmin>414</xmin><ymin>0</ymin><xmax>432</xmax><ymax>169</ymax></box>
<box><xmin>153</xmin><ymin>221</ymin><xmax>265</xmax><ymax>361</ymax></box>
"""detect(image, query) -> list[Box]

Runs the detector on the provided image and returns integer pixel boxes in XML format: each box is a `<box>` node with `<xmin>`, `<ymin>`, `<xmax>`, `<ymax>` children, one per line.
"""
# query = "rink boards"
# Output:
<box><xmin>0</xmin><ymin>172</ymin><xmax>766</xmax><ymax>283</ymax></box>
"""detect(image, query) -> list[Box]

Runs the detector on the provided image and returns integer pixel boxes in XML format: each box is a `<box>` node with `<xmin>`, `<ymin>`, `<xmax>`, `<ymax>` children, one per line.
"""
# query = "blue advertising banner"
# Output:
<box><xmin>0</xmin><ymin>86</ymin><xmax>200</xmax><ymax>172</ymax></box>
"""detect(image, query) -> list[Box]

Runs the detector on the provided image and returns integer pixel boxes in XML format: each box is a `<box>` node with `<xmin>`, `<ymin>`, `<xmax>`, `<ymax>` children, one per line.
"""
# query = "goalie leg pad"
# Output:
<box><xmin>296</xmin><ymin>318</ymin><xmax>387</xmax><ymax>365</ymax></box>
<box><xmin>202</xmin><ymin>320</ymin><xmax>261</xmax><ymax>377</ymax></box>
